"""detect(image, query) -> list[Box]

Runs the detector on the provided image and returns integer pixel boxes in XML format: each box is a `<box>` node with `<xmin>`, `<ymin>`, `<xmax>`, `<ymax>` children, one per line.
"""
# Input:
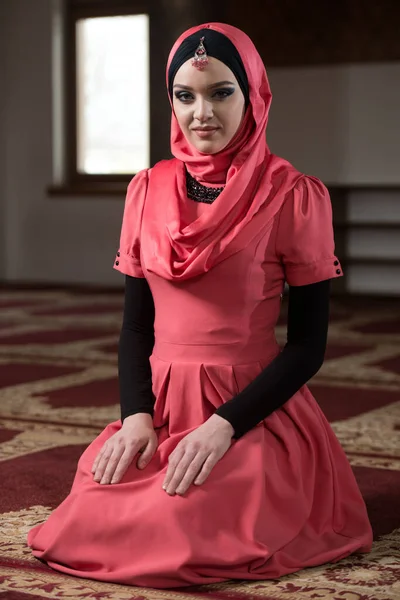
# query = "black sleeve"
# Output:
<box><xmin>214</xmin><ymin>279</ymin><xmax>331</xmax><ymax>439</ymax></box>
<box><xmin>118</xmin><ymin>275</ymin><xmax>156</xmax><ymax>423</ymax></box>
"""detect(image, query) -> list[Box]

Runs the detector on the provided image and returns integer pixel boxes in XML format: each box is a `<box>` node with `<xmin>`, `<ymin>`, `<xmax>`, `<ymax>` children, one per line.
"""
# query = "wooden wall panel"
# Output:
<box><xmin>224</xmin><ymin>0</ymin><xmax>400</xmax><ymax>66</ymax></box>
<box><xmin>69</xmin><ymin>1</ymin><xmax>400</xmax><ymax>67</ymax></box>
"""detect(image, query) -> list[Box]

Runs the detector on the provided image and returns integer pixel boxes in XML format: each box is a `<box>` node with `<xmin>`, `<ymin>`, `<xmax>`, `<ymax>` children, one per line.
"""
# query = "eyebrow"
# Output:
<box><xmin>173</xmin><ymin>80</ymin><xmax>236</xmax><ymax>90</ymax></box>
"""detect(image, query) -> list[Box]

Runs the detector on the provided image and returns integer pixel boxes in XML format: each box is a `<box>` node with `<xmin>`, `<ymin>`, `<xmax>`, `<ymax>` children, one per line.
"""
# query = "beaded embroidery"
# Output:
<box><xmin>185</xmin><ymin>169</ymin><xmax>224</xmax><ymax>203</ymax></box>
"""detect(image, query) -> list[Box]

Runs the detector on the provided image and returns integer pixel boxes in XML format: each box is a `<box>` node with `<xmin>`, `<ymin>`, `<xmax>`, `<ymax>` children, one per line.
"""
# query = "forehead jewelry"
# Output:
<box><xmin>191</xmin><ymin>36</ymin><xmax>209</xmax><ymax>70</ymax></box>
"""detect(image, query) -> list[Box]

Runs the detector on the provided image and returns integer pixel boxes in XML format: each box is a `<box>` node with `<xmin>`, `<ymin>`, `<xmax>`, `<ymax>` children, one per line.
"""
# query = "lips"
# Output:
<box><xmin>192</xmin><ymin>127</ymin><xmax>219</xmax><ymax>138</ymax></box>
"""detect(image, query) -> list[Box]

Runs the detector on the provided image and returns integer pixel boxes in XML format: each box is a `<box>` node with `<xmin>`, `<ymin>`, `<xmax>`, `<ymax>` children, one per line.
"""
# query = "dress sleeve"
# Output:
<box><xmin>113</xmin><ymin>169</ymin><xmax>149</xmax><ymax>278</ymax></box>
<box><xmin>276</xmin><ymin>175</ymin><xmax>343</xmax><ymax>286</ymax></box>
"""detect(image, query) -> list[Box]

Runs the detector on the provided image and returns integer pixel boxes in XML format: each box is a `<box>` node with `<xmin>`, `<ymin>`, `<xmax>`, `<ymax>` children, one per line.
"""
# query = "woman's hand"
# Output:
<box><xmin>162</xmin><ymin>414</ymin><xmax>235</xmax><ymax>496</ymax></box>
<box><xmin>91</xmin><ymin>413</ymin><xmax>158</xmax><ymax>485</ymax></box>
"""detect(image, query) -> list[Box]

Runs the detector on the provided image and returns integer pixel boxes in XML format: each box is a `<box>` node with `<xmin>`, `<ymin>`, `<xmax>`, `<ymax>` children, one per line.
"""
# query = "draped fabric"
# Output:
<box><xmin>140</xmin><ymin>22</ymin><xmax>304</xmax><ymax>282</ymax></box>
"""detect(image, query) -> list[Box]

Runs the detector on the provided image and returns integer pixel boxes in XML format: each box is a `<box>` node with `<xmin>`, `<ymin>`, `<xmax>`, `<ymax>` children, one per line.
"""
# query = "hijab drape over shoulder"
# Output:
<box><xmin>124</xmin><ymin>23</ymin><xmax>308</xmax><ymax>282</ymax></box>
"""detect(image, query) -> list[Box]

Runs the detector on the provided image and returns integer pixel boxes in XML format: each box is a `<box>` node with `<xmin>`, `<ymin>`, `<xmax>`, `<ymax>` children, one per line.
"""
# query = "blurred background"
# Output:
<box><xmin>0</xmin><ymin>0</ymin><xmax>399</xmax><ymax>296</ymax></box>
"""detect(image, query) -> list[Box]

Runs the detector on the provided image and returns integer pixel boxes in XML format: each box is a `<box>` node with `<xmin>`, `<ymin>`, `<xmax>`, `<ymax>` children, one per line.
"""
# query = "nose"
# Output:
<box><xmin>193</xmin><ymin>96</ymin><xmax>213</xmax><ymax>122</ymax></box>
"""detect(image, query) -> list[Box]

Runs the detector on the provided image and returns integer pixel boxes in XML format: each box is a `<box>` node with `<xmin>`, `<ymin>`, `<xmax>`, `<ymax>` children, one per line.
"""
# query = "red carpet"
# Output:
<box><xmin>0</xmin><ymin>290</ymin><xmax>399</xmax><ymax>599</ymax></box>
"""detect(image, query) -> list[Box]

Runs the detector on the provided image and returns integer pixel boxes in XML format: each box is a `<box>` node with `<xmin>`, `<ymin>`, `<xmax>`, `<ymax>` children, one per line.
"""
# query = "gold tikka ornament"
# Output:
<box><xmin>191</xmin><ymin>36</ymin><xmax>209</xmax><ymax>70</ymax></box>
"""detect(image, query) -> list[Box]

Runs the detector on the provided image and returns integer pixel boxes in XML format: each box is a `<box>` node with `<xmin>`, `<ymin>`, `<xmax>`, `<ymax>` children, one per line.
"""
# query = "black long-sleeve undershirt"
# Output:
<box><xmin>118</xmin><ymin>275</ymin><xmax>331</xmax><ymax>439</ymax></box>
<box><xmin>118</xmin><ymin>275</ymin><xmax>156</xmax><ymax>422</ymax></box>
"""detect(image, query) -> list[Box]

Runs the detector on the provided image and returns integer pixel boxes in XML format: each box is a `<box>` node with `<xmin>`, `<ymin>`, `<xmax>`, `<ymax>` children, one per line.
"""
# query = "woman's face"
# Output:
<box><xmin>172</xmin><ymin>57</ymin><xmax>246</xmax><ymax>154</ymax></box>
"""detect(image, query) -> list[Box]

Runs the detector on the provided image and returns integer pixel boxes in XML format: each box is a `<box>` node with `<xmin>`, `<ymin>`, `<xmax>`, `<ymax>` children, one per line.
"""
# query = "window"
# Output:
<box><xmin>76</xmin><ymin>14</ymin><xmax>149</xmax><ymax>175</ymax></box>
<box><xmin>50</xmin><ymin>0</ymin><xmax>154</xmax><ymax>196</ymax></box>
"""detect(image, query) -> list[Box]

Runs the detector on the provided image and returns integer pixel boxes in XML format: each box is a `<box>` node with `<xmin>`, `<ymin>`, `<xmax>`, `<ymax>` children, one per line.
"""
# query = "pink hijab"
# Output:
<box><xmin>142</xmin><ymin>22</ymin><xmax>303</xmax><ymax>282</ymax></box>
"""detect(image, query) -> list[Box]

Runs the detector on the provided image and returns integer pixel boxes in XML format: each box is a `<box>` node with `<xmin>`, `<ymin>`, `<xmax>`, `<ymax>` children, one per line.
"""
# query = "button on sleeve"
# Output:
<box><xmin>113</xmin><ymin>169</ymin><xmax>149</xmax><ymax>278</ymax></box>
<box><xmin>275</xmin><ymin>175</ymin><xmax>343</xmax><ymax>286</ymax></box>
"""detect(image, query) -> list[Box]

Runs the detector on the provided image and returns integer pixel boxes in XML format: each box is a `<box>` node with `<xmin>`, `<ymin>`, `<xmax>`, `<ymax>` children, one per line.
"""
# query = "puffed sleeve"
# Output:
<box><xmin>275</xmin><ymin>175</ymin><xmax>343</xmax><ymax>286</ymax></box>
<box><xmin>113</xmin><ymin>169</ymin><xmax>149</xmax><ymax>278</ymax></box>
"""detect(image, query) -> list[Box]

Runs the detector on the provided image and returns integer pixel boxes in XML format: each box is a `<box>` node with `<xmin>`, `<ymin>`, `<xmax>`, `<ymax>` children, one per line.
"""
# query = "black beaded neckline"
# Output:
<box><xmin>185</xmin><ymin>169</ymin><xmax>225</xmax><ymax>204</ymax></box>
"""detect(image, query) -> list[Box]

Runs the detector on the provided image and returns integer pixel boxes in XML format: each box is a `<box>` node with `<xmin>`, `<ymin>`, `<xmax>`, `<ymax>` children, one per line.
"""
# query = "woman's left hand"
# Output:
<box><xmin>162</xmin><ymin>414</ymin><xmax>235</xmax><ymax>495</ymax></box>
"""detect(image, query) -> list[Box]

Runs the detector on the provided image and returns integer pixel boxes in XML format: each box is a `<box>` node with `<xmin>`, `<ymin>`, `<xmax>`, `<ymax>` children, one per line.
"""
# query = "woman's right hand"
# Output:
<box><xmin>91</xmin><ymin>413</ymin><xmax>158</xmax><ymax>485</ymax></box>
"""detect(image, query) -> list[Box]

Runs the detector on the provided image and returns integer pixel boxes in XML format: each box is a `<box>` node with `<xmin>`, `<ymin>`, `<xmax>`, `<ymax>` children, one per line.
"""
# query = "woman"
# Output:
<box><xmin>27</xmin><ymin>22</ymin><xmax>372</xmax><ymax>588</ymax></box>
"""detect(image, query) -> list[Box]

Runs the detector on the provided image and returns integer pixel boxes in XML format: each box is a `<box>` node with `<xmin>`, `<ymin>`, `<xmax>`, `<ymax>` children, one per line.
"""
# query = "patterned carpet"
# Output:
<box><xmin>0</xmin><ymin>289</ymin><xmax>399</xmax><ymax>600</ymax></box>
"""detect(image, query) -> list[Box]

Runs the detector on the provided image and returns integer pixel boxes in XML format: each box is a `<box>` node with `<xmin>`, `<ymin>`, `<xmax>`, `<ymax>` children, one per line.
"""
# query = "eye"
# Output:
<box><xmin>174</xmin><ymin>91</ymin><xmax>194</xmax><ymax>102</ymax></box>
<box><xmin>212</xmin><ymin>88</ymin><xmax>235</xmax><ymax>100</ymax></box>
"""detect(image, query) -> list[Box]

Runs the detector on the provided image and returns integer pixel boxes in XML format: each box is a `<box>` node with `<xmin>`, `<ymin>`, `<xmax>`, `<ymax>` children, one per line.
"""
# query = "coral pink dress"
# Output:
<box><xmin>27</xmin><ymin>162</ymin><xmax>373</xmax><ymax>589</ymax></box>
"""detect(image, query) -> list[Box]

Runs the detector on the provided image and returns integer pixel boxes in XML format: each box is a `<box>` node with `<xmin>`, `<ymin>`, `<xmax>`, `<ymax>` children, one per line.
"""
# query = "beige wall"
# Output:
<box><xmin>1</xmin><ymin>0</ymin><xmax>399</xmax><ymax>292</ymax></box>
<box><xmin>0</xmin><ymin>1</ymin><xmax>7</xmax><ymax>280</ymax></box>
<box><xmin>267</xmin><ymin>63</ymin><xmax>400</xmax><ymax>184</ymax></box>
<box><xmin>266</xmin><ymin>65</ymin><xmax>400</xmax><ymax>295</ymax></box>
<box><xmin>2</xmin><ymin>0</ymin><xmax>128</xmax><ymax>286</ymax></box>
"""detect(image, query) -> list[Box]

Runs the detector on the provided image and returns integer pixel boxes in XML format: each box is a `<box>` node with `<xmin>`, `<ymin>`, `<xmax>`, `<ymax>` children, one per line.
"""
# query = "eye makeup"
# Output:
<box><xmin>174</xmin><ymin>87</ymin><xmax>235</xmax><ymax>102</ymax></box>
